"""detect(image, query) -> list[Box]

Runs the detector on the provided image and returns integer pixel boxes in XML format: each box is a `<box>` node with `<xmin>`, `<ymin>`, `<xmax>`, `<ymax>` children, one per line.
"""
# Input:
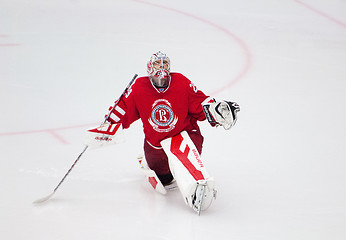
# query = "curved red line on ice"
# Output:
<box><xmin>295</xmin><ymin>0</ymin><xmax>346</xmax><ymax>29</ymax></box>
<box><xmin>133</xmin><ymin>0</ymin><xmax>252</xmax><ymax>95</ymax></box>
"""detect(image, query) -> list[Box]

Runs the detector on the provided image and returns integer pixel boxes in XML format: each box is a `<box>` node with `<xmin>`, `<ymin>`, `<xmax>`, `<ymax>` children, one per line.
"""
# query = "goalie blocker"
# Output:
<box><xmin>85</xmin><ymin>123</ymin><xmax>124</xmax><ymax>148</ymax></box>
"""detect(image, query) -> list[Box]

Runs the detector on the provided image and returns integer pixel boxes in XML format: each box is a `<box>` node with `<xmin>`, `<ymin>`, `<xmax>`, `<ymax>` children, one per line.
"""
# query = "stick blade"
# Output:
<box><xmin>33</xmin><ymin>192</ymin><xmax>55</xmax><ymax>204</ymax></box>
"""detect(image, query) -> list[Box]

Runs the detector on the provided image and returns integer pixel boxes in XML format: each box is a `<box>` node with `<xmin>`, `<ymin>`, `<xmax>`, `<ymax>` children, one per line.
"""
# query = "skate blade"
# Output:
<box><xmin>192</xmin><ymin>184</ymin><xmax>207</xmax><ymax>215</ymax></box>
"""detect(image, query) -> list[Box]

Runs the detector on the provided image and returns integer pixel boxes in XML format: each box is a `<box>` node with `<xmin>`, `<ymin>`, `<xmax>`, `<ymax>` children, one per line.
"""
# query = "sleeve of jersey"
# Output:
<box><xmin>105</xmin><ymin>94</ymin><xmax>140</xmax><ymax>129</ymax></box>
<box><xmin>187</xmin><ymin>81</ymin><xmax>213</xmax><ymax>121</ymax></box>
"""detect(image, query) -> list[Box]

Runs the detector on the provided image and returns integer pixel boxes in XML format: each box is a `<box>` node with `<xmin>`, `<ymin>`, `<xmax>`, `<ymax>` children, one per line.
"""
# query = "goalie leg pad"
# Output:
<box><xmin>161</xmin><ymin>131</ymin><xmax>216</xmax><ymax>213</ymax></box>
<box><xmin>138</xmin><ymin>155</ymin><xmax>167</xmax><ymax>195</ymax></box>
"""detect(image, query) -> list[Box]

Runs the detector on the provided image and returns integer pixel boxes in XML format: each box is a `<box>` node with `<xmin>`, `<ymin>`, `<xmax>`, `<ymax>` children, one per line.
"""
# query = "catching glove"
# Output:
<box><xmin>203</xmin><ymin>101</ymin><xmax>240</xmax><ymax>130</ymax></box>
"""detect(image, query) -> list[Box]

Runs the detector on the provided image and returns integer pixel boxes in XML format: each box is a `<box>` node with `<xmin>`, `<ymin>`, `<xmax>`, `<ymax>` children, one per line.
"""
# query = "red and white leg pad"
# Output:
<box><xmin>161</xmin><ymin>131</ymin><xmax>216</xmax><ymax>214</ymax></box>
<box><xmin>138</xmin><ymin>155</ymin><xmax>167</xmax><ymax>195</ymax></box>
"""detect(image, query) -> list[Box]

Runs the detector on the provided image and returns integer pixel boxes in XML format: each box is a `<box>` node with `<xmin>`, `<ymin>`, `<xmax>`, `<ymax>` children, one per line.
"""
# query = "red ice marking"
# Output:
<box><xmin>170</xmin><ymin>134</ymin><xmax>204</xmax><ymax>181</ymax></box>
<box><xmin>132</xmin><ymin>0</ymin><xmax>252</xmax><ymax>95</ymax></box>
<box><xmin>0</xmin><ymin>123</ymin><xmax>98</xmax><ymax>144</ymax></box>
<box><xmin>0</xmin><ymin>44</ymin><xmax>20</xmax><ymax>47</ymax></box>
<box><xmin>295</xmin><ymin>0</ymin><xmax>346</xmax><ymax>29</ymax></box>
<box><xmin>48</xmin><ymin>130</ymin><xmax>69</xmax><ymax>145</ymax></box>
<box><xmin>0</xmin><ymin>35</ymin><xmax>20</xmax><ymax>46</ymax></box>
<box><xmin>0</xmin><ymin>123</ymin><xmax>98</xmax><ymax>136</ymax></box>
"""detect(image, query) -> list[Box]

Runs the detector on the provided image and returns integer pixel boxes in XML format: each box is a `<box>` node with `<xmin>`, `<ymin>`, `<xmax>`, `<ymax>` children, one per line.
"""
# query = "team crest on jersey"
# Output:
<box><xmin>148</xmin><ymin>99</ymin><xmax>178</xmax><ymax>132</ymax></box>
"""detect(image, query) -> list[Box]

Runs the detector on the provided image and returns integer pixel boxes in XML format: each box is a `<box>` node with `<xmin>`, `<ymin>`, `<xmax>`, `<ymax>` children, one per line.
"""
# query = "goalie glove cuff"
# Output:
<box><xmin>203</xmin><ymin>100</ymin><xmax>240</xmax><ymax>130</ymax></box>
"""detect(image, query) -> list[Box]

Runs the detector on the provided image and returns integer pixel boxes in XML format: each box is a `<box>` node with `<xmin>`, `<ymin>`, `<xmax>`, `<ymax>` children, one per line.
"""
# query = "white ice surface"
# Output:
<box><xmin>1</xmin><ymin>0</ymin><xmax>346</xmax><ymax>239</ymax></box>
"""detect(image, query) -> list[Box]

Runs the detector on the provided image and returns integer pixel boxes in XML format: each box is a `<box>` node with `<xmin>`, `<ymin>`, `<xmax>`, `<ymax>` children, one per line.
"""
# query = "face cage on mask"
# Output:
<box><xmin>148</xmin><ymin>60</ymin><xmax>170</xmax><ymax>88</ymax></box>
<box><xmin>150</xmin><ymin>71</ymin><xmax>170</xmax><ymax>88</ymax></box>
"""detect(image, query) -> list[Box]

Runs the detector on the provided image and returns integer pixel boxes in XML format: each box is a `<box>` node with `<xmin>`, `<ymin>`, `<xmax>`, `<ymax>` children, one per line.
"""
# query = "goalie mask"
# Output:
<box><xmin>147</xmin><ymin>51</ymin><xmax>171</xmax><ymax>88</ymax></box>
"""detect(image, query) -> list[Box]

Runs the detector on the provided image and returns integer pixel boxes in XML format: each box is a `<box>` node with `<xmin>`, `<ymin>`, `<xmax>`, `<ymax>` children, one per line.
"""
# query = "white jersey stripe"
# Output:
<box><xmin>115</xmin><ymin>106</ymin><xmax>126</xmax><ymax>115</ymax></box>
<box><xmin>110</xmin><ymin>112</ymin><xmax>121</xmax><ymax>122</ymax></box>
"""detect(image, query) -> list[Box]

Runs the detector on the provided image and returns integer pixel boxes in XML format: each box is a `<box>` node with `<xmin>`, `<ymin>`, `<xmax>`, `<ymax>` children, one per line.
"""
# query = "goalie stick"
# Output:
<box><xmin>33</xmin><ymin>74</ymin><xmax>138</xmax><ymax>204</ymax></box>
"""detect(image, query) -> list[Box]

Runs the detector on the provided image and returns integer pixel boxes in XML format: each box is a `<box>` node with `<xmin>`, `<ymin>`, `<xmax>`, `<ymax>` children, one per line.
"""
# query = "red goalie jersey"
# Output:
<box><xmin>106</xmin><ymin>73</ymin><xmax>212</xmax><ymax>148</ymax></box>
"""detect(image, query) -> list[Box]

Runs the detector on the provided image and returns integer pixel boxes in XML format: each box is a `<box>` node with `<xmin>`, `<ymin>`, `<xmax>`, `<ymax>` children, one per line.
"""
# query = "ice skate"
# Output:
<box><xmin>164</xmin><ymin>179</ymin><xmax>178</xmax><ymax>191</ymax></box>
<box><xmin>191</xmin><ymin>180</ymin><xmax>217</xmax><ymax>215</ymax></box>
